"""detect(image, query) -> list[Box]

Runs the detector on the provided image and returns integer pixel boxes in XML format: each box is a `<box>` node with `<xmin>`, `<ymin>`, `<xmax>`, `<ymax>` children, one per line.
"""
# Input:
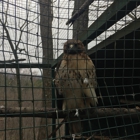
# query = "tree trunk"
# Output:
<box><xmin>72</xmin><ymin>0</ymin><xmax>89</xmax><ymax>40</ymax></box>
<box><xmin>38</xmin><ymin>0</ymin><xmax>53</xmax><ymax>140</ymax></box>
<box><xmin>71</xmin><ymin>0</ymin><xmax>90</xmax><ymax>136</ymax></box>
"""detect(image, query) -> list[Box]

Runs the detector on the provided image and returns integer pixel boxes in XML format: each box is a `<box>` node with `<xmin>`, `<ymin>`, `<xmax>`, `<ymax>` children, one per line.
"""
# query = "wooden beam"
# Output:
<box><xmin>88</xmin><ymin>17</ymin><xmax>140</xmax><ymax>56</ymax></box>
<box><xmin>79</xmin><ymin>0</ymin><xmax>140</xmax><ymax>45</ymax></box>
<box><xmin>52</xmin><ymin>0</ymin><xmax>140</xmax><ymax>68</ymax></box>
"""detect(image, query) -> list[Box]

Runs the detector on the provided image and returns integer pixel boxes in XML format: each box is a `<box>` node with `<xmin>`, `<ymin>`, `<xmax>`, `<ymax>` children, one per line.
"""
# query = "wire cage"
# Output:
<box><xmin>0</xmin><ymin>0</ymin><xmax>140</xmax><ymax>140</ymax></box>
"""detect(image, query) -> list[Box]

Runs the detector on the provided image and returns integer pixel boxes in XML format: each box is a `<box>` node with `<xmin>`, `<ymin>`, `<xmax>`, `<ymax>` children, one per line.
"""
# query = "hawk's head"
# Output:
<box><xmin>64</xmin><ymin>39</ymin><xmax>85</xmax><ymax>54</ymax></box>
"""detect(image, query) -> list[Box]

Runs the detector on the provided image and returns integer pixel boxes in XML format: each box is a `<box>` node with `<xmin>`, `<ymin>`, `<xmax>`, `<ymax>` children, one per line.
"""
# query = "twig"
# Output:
<box><xmin>86</xmin><ymin>134</ymin><xmax>95</xmax><ymax>140</ymax></box>
<box><xmin>16</xmin><ymin>14</ymin><xmax>39</xmax><ymax>49</ymax></box>
<box><xmin>48</xmin><ymin>118</ymin><xmax>66</xmax><ymax>138</ymax></box>
<box><xmin>0</xmin><ymin>19</ymin><xmax>17</xmax><ymax>60</ymax></box>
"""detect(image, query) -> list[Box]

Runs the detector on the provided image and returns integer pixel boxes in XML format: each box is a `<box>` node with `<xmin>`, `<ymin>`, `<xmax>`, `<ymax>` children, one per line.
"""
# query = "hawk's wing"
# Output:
<box><xmin>76</xmin><ymin>55</ymin><xmax>98</xmax><ymax>106</ymax></box>
<box><xmin>54</xmin><ymin>59</ymin><xmax>65</xmax><ymax>110</ymax></box>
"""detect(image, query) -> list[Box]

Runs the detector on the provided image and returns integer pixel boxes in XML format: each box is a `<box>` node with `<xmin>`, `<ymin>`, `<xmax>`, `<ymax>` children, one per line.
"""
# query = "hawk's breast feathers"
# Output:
<box><xmin>55</xmin><ymin>40</ymin><xmax>98</xmax><ymax>110</ymax></box>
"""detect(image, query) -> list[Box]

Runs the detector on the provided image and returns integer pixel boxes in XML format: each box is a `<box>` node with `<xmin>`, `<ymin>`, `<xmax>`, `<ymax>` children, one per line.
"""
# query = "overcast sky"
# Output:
<box><xmin>0</xmin><ymin>0</ymin><xmax>139</xmax><ymax>74</ymax></box>
<box><xmin>0</xmin><ymin>0</ymin><xmax>114</xmax><ymax>63</ymax></box>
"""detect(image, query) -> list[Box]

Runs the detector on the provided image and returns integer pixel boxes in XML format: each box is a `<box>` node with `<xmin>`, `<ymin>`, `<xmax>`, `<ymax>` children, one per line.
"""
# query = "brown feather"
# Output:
<box><xmin>55</xmin><ymin>39</ymin><xmax>97</xmax><ymax>135</ymax></box>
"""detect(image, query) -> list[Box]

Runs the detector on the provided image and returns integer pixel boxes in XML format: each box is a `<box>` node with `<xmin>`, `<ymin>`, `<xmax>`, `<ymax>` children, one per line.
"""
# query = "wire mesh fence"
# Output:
<box><xmin>0</xmin><ymin>0</ymin><xmax>140</xmax><ymax>140</ymax></box>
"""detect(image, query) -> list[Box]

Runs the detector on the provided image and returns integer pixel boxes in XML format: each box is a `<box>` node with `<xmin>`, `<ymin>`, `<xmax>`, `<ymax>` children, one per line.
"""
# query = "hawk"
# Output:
<box><xmin>54</xmin><ymin>39</ymin><xmax>98</xmax><ymax>136</ymax></box>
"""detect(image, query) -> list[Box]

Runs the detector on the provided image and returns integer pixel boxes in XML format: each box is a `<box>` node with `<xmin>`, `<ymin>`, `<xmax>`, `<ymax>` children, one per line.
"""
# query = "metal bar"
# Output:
<box><xmin>66</xmin><ymin>0</ymin><xmax>95</xmax><ymax>25</ymax></box>
<box><xmin>0</xmin><ymin>63</ymin><xmax>51</xmax><ymax>68</ymax></box>
<box><xmin>51</xmin><ymin>55</ymin><xmax>63</xmax><ymax>69</ymax></box>
<box><xmin>88</xmin><ymin>17</ymin><xmax>140</xmax><ymax>56</ymax></box>
<box><xmin>52</xmin><ymin>0</ymin><xmax>140</xmax><ymax>68</ymax></box>
<box><xmin>79</xmin><ymin>0</ymin><xmax>140</xmax><ymax>45</ymax></box>
<box><xmin>51</xmin><ymin>68</ymin><xmax>56</xmax><ymax>138</ymax></box>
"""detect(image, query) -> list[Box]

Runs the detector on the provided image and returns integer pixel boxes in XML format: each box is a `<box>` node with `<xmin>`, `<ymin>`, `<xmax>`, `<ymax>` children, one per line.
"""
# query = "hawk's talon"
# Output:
<box><xmin>74</xmin><ymin>109</ymin><xmax>79</xmax><ymax>117</ymax></box>
<box><xmin>72</xmin><ymin>134</ymin><xmax>75</xmax><ymax>140</ymax></box>
<box><xmin>84</xmin><ymin>78</ymin><xmax>89</xmax><ymax>84</ymax></box>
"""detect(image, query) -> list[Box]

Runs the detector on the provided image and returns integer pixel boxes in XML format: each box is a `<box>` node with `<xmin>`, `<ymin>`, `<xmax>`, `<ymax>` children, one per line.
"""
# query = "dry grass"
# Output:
<box><xmin>0</xmin><ymin>72</ymin><xmax>65</xmax><ymax>140</ymax></box>
<box><xmin>0</xmin><ymin>73</ymin><xmax>43</xmax><ymax>140</ymax></box>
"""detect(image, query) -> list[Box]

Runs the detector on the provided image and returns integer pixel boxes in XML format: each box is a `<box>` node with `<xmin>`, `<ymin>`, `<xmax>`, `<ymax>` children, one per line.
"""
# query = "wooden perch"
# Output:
<box><xmin>66</xmin><ymin>0</ymin><xmax>94</xmax><ymax>25</ymax></box>
<box><xmin>0</xmin><ymin>106</ymin><xmax>140</xmax><ymax>118</ymax></box>
<box><xmin>0</xmin><ymin>106</ymin><xmax>56</xmax><ymax>118</ymax></box>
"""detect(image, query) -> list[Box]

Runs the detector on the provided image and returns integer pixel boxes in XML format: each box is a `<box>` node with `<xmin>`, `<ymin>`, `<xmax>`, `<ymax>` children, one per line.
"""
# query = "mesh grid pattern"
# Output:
<box><xmin>0</xmin><ymin>0</ymin><xmax>140</xmax><ymax>140</ymax></box>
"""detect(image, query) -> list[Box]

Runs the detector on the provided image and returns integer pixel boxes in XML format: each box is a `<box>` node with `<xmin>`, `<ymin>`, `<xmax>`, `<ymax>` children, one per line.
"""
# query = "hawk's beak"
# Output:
<box><xmin>69</xmin><ymin>44</ymin><xmax>74</xmax><ymax>48</ymax></box>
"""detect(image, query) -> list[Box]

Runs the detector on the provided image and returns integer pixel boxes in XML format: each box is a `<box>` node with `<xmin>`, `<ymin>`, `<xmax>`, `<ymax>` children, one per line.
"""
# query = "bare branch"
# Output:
<box><xmin>48</xmin><ymin>118</ymin><xmax>66</xmax><ymax>138</ymax></box>
<box><xmin>16</xmin><ymin>29</ymin><xmax>24</xmax><ymax>49</ymax></box>
<box><xmin>0</xmin><ymin>59</ymin><xmax>26</xmax><ymax>63</ymax></box>
<box><xmin>16</xmin><ymin>14</ymin><xmax>39</xmax><ymax>49</ymax></box>
<box><xmin>0</xmin><ymin>19</ymin><xmax>18</xmax><ymax>60</ymax></box>
<box><xmin>4</xmin><ymin>0</ymin><xmax>9</xmax><ymax>25</ymax></box>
